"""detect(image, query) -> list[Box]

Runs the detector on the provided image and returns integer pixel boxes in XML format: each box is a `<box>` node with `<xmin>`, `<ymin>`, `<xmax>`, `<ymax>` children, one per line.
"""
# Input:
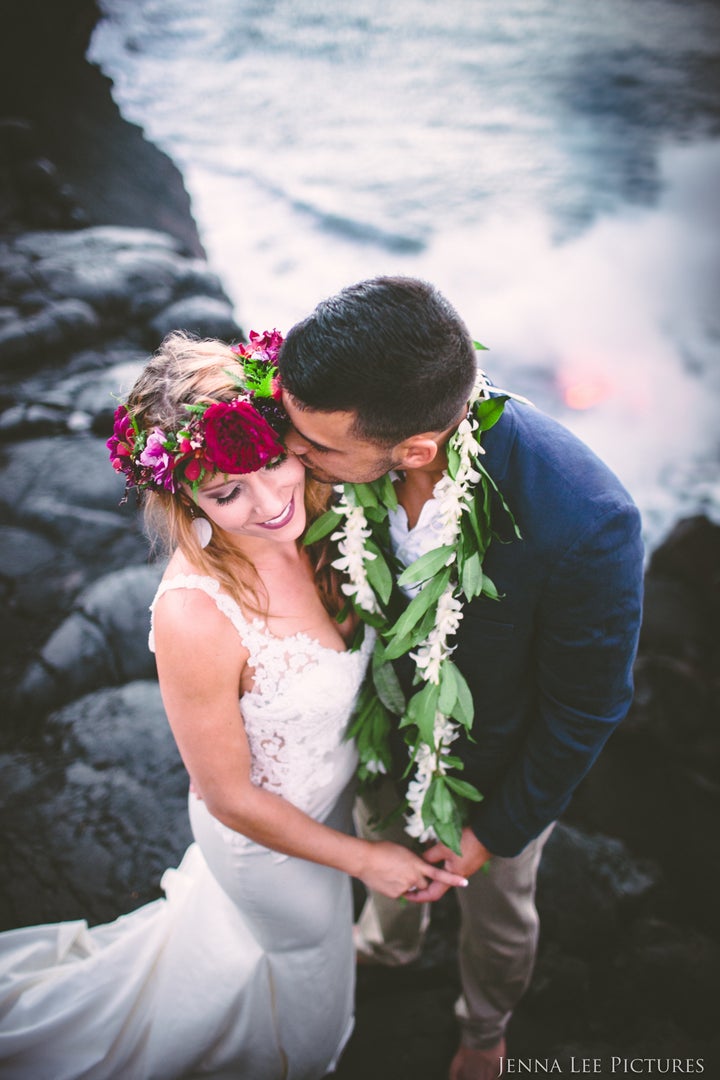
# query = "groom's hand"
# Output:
<box><xmin>408</xmin><ymin>828</ymin><xmax>492</xmax><ymax>903</ymax></box>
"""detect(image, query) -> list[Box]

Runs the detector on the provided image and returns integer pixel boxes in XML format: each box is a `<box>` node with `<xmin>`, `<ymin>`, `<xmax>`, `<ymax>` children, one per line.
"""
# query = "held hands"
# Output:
<box><xmin>409</xmin><ymin>827</ymin><xmax>492</xmax><ymax>903</ymax></box>
<box><xmin>358</xmin><ymin>840</ymin><xmax>469</xmax><ymax>900</ymax></box>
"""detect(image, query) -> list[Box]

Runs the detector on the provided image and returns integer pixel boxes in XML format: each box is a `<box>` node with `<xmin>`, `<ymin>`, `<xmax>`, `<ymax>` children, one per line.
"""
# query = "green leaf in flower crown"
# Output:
<box><xmin>460</xmin><ymin>549</ymin><xmax>483</xmax><ymax>600</ymax></box>
<box><xmin>397</xmin><ymin>545</ymin><xmax>455</xmax><ymax>588</ymax></box>
<box><xmin>372</xmin><ymin>649</ymin><xmax>406</xmax><ymax>714</ymax></box>
<box><xmin>384</xmin><ymin>568</ymin><xmax>452</xmax><ymax>643</ymax></box>
<box><xmin>405</xmin><ymin>680</ymin><xmax>440</xmax><ymax>745</ymax></box>
<box><xmin>445</xmin><ymin>776</ymin><xmax>484</xmax><ymax>802</ymax></box>
<box><xmin>475</xmin><ymin>395</ymin><xmax>508</xmax><ymax>432</ymax></box>
<box><xmin>473</xmin><ymin>340</ymin><xmax>489</xmax><ymax>352</ymax></box>
<box><xmin>438</xmin><ymin>660</ymin><xmax>458</xmax><ymax>715</ymax></box>
<box><xmin>303</xmin><ymin>508</ymin><xmax>343</xmax><ymax>545</ymax></box>
<box><xmin>365</xmin><ymin>540</ymin><xmax>393</xmax><ymax>605</ymax></box>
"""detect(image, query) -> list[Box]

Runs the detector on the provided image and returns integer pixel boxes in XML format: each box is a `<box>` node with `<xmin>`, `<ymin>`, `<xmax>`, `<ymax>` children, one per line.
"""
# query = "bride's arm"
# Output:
<box><xmin>153</xmin><ymin>588</ymin><xmax>467</xmax><ymax>901</ymax></box>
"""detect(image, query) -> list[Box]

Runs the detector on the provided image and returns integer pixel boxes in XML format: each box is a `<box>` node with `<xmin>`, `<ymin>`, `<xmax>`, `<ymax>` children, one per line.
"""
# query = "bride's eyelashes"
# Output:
<box><xmin>215</xmin><ymin>485</ymin><xmax>242</xmax><ymax>506</ymax></box>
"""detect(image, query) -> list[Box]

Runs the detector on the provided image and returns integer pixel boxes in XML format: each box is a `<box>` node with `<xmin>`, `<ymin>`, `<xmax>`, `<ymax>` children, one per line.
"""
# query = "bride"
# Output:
<box><xmin>0</xmin><ymin>331</ymin><xmax>466</xmax><ymax>1080</ymax></box>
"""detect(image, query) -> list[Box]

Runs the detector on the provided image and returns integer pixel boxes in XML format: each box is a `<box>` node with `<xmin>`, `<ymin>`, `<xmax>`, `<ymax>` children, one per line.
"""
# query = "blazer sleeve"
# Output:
<box><xmin>470</xmin><ymin>497</ymin><xmax>645</xmax><ymax>856</ymax></box>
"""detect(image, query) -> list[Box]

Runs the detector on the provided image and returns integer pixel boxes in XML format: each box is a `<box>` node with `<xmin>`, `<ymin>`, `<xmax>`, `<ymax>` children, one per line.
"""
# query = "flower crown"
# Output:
<box><xmin>108</xmin><ymin>329</ymin><xmax>287</xmax><ymax>497</ymax></box>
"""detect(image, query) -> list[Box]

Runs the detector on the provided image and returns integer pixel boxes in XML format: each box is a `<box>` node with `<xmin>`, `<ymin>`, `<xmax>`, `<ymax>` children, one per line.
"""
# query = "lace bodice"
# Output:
<box><xmin>149</xmin><ymin>574</ymin><xmax>372</xmax><ymax>829</ymax></box>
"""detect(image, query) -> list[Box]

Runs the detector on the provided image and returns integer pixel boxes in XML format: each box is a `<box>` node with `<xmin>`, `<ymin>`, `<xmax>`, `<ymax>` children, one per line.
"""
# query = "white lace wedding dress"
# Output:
<box><xmin>0</xmin><ymin>574</ymin><xmax>373</xmax><ymax>1080</ymax></box>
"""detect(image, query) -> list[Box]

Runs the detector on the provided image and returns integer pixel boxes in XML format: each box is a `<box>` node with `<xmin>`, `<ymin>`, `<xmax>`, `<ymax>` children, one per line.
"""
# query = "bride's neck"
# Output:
<box><xmin>232</xmin><ymin>535</ymin><xmax>306</xmax><ymax>573</ymax></box>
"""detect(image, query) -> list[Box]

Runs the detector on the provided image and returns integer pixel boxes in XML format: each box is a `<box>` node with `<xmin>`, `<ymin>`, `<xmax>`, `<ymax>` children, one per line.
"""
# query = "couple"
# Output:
<box><xmin>0</xmin><ymin>277</ymin><xmax>644</xmax><ymax>1080</ymax></box>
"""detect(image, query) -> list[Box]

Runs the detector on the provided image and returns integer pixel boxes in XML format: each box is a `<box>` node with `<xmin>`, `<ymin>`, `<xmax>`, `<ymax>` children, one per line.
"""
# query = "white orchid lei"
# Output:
<box><xmin>304</xmin><ymin>355</ymin><xmax>523</xmax><ymax>855</ymax></box>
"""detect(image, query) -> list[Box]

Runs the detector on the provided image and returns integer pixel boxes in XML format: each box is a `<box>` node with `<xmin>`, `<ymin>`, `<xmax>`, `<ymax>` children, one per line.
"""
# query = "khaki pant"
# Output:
<box><xmin>354</xmin><ymin>778</ymin><xmax>554</xmax><ymax>1049</ymax></box>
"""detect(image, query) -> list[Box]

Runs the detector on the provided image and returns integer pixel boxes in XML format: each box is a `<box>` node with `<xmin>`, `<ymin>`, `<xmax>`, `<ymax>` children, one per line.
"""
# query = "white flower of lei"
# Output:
<box><xmin>303</xmin><ymin>363</ymin><xmax>524</xmax><ymax>853</ymax></box>
<box><xmin>330</xmin><ymin>488</ymin><xmax>381</xmax><ymax>615</ymax></box>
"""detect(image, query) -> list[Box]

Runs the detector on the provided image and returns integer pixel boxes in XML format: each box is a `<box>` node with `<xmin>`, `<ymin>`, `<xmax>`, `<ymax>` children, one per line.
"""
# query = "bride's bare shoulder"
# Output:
<box><xmin>154</xmin><ymin>551</ymin><xmax>238</xmax><ymax>643</ymax></box>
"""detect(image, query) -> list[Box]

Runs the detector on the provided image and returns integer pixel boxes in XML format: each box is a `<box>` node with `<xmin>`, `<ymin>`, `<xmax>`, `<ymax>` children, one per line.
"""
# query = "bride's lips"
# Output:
<box><xmin>256</xmin><ymin>495</ymin><xmax>295</xmax><ymax>530</ymax></box>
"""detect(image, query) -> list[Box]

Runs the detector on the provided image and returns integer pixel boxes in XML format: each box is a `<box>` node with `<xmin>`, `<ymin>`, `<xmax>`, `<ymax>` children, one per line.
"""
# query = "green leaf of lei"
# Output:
<box><xmin>352</xmin><ymin>483</ymin><xmax>380</xmax><ymax>509</ymax></box>
<box><xmin>422</xmin><ymin>778</ymin><xmax>463</xmax><ymax>854</ymax></box>
<box><xmin>373</xmin><ymin>472</ymin><xmax>398</xmax><ymax>511</ymax></box>
<box><xmin>460</xmin><ymin>549</ymin><xmax>483</xmax><ymax>600</ymax></box>
<box><xmin>303</xmin><ymin>508</ymin><xmax>343</xmax><ymax>545</ymax></box>
<box><xmin>449</xmin><ymin>666</ymin><xmax>474</xmax><ymax>729</ymax></box>
<box><xmin>436</xmin><ymin>662</ymin><xmax>474</xmax><ymax>728</ymax></box>
<box><xmin>396</xmin><ymin>545</ymin><xmax>455</xmax><ymax>588</ymax></box>
<box><xmin>372</xmin><ymin>649</ymin><xmax>406</xmax><ymax>714</ymax></box>
<box><xmin>365</xmin><ymin>541</ymin><xmax>394</xmax><ymax>606</ymax></box>
<box><xmin>384</xmin><ymin>567</ymin><xmax>452</xmax><ymax>644</ymax></box>
<box><xmin>332</xmin><ymin>387</ymin><xmax>525</xmax><ymax>849</ymax></box>
<box><xmin>433</xmin><ymin>810</ymin><xmax>463</xmax><ymax>855</ymax></box>
<box><xmin>437</xmin><ymin>660</ymin><xmax>458</xmax><ymax>715</ymax></box>
<box><xmin>445</xmin><ymin>776</ymin><xmax>484</xmax><ymax>802</ymax></box>
<box><xmin>475</xmin><ymin>395</ymin><xmax>509</xmax><ymax>432</ymax></box>
<box><xmin>405</xmin><ymin>681</ymin><xmax>440</xmax><ymax>745</ymax></box>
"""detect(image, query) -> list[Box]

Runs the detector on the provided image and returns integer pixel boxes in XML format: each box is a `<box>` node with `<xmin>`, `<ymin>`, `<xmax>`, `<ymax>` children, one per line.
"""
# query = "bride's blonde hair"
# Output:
<box><xmin>124</xmin><ymin>331</ymin><xmax>339</xmax><ymax>615</ymax></box>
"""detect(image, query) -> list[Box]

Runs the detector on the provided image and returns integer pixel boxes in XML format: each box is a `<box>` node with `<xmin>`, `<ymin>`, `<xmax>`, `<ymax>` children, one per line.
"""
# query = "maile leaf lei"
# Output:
<box><xmin>304</xmin><ymin>354</ymin><xmax>523</xmax><ymax>855</ymax></box>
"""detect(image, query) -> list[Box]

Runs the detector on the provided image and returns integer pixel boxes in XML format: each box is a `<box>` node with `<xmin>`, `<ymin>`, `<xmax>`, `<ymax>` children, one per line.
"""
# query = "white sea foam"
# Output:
<box><xmin>89</xmin><ymin>0</ymin><xmax>720</xmax><ymax>547</ymax></box>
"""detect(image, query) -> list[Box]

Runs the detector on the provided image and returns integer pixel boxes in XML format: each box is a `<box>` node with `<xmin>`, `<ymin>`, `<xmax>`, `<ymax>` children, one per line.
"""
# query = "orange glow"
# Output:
<box><xmin>563</xmin><ymin>376</ymin><xmax>613</xmax><ymax>410</ymax></box>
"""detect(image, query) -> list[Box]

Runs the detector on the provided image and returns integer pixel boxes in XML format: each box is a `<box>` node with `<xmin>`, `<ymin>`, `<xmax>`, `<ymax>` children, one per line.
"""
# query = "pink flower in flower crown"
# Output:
<box><xmin>139</xmin><ymin>429</ymin><xmax>177</xmax><ymax>492</ymax></box>
<box><xmin>203</xmin><ymin>400</ymin><xmax>284</xmax><ymax>474</ymax></box>
<box><xmin>246</xmin><ymin>328</ymin><xmax>284</xmax><ymax>363</ymax></box>
<box><xmin>107</xmin><ymin>405</ymin><xmax>136</xmax><ymax>473</ymax></box>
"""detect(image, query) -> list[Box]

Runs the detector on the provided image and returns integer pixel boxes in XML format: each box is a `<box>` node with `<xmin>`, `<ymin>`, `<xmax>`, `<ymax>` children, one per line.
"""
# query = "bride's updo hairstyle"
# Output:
<box><xmin>116</xmin><ymin>331</ymin><xmax>335</xmax><ymax>615</ymax></box>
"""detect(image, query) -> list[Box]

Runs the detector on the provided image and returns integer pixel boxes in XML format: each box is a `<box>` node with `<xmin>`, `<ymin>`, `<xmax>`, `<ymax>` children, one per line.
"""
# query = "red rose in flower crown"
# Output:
<box><xmin>203</xmin><ymin>400</ymin><xmax>285</xmax><ymax>475</ymax></box>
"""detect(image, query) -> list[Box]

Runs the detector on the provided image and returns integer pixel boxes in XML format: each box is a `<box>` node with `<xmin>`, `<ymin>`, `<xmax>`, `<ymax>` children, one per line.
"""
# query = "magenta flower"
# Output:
<box><xmin>249</xmin><ymin>328</ymin><xmax>284</xmax><ymax>362</ymax></box>
<box><xmin>107</xmin><ymin>405</ymin><xmax>136</xmax><ymax>472</ymax></box>
<box><xmin>139</xmin><ymin>429</ymin><xmax>177</xmax><ymax>492</ymax></box>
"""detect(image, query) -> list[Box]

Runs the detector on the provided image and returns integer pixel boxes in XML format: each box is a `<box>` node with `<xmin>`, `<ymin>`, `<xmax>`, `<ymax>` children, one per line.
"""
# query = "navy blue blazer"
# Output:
<box><xmin>444</xmin><ymin>398</ymin><xmax>644</xmax><ymax>856</ymax></box>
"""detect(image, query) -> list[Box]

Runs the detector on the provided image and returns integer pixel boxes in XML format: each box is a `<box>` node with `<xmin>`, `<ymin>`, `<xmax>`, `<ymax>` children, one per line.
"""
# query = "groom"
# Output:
<box><xmin>277</xmin><ymin>277</ymin><xmax>644</xmax><ymax>1080</ymax></box>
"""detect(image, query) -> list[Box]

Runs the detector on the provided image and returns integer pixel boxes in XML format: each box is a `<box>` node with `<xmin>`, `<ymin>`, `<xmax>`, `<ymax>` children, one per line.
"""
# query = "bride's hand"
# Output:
<box><xmin>357</xmin><ymin>840</ymin><xmax>468</xmax><ymax>901</ymax></box>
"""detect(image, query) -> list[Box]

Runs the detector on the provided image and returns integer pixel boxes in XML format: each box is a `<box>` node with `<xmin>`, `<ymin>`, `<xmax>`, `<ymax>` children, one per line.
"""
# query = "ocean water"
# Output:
<box><xmin>89</xmin><ymin>0</ymin><xmax>720</xmax><ymax>547</ymax></box>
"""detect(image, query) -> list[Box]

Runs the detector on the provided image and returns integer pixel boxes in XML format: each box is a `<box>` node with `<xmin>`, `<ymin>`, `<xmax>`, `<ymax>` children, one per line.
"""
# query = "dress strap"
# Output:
<box><xmin>148</xmin><ymin>573</ymin><xmax>254</xmax><ymax>653</ymax></box>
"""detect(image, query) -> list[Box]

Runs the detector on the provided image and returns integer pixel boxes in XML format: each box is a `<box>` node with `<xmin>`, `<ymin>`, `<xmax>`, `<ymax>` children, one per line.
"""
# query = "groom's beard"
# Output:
<box><xmin>301</xmin><ymin>453</ymin><xmax>401</xmax><ymax>485</ymax></box>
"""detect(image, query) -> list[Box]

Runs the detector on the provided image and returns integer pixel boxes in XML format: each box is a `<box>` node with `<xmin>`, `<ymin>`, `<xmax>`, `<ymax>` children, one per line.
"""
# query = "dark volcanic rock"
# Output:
<box><xmin>0</xmin><ymin>681</ymin><xmax>191</xmax><ymax>930</ymax></box>
<box><xmin>0</xmin><ymin>0</ymin><xmax>203</xmax><ymax>255</ymax></box>
<box><xmin>536</xmin><ymin>824</ymin><xmax>660</xmax><ymax>956</ymax></box>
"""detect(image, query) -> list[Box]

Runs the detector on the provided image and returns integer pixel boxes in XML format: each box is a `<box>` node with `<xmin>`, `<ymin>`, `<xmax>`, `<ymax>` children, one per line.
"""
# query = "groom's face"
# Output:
<box><xmin>282</xmin><ymin>392</ymin><xmax>400</xmax><ymax>484</ymax></box>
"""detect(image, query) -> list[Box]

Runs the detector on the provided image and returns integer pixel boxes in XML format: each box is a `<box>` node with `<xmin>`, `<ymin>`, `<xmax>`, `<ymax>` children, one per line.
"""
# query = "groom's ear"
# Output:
<box><xmin>395</xmin><ymin>435</ymin><xmax>440</xmax><ymax>470</ymax></box>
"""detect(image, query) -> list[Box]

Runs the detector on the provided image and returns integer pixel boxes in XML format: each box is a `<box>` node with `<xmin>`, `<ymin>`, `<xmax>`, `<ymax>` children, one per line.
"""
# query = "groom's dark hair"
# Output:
<box><xmin>278</xmin><ymin>276</ymin><xmax>477</xmax><ymax>445</ymax></box>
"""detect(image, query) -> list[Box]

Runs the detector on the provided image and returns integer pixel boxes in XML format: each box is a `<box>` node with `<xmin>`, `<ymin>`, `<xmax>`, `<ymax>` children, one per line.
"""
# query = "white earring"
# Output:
<box><xmin>191</xmin><ymin>516</ymin><xmax>213</xmax><ymax>549</ymax></box>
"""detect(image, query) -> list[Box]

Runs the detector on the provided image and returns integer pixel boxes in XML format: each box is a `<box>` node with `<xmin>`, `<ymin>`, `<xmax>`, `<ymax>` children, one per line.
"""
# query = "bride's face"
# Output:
<box><xmin>194</xmin><ymin>454</ymin><xmax>307</xmax><ymax>542</ymax></box>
